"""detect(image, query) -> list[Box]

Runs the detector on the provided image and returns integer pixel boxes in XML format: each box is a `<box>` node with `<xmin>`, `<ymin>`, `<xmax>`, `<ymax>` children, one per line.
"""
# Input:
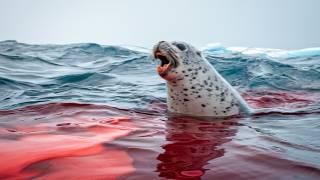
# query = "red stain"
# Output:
<box><xmin>0</xmin><ymin>103</ymin><xmax>136</xmax><ymax>179</ymax></box>
<box><xmin>153</xmin><ymin>117</ymin><xmax>238</xmax><ymax>179</ymax></box>
<box><xmin>0</xmin><ymin>90</ymin><xmax>319</xmax><ymax>179</ymax></box>
<box><xmin>38</xmin><ymin>149</ymin><xmax>134</xmax><ymax>179</ymax></box>
<box><xmin>242</xmin><ymin>90</ymin><xmax>320</xmax><ymax>109</ymax></box>
<box><xmin>181</xmin><ymin>170</ymin><xmax>204</xmax><ymax>177</ymax></box>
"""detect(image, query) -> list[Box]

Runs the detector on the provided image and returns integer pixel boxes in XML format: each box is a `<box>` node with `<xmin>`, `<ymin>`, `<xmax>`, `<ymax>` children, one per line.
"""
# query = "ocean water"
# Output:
<box><xmin>0</xmin><ymin>40</ymin><xmax>320</xmax><ymax>179</ymax></box>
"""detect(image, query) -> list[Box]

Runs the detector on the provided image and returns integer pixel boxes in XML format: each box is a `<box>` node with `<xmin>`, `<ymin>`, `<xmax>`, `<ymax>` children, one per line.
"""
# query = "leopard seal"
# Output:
<box><xmin>152</xmin><ymin>41</ymin><xmax>252</xmax><ymax>117</ymax></box>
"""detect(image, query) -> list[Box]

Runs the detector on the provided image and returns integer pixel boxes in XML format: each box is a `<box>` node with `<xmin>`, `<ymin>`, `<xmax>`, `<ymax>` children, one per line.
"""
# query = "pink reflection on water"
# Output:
<box><xmin>0</xmin><ymin>103</ymin><xmax>136</xmax><ymax>179</ymax></box>
<box><xmin>0</xmin><ymin>90</ymin><xmax>320</xmax><ymax>179</ymax></box>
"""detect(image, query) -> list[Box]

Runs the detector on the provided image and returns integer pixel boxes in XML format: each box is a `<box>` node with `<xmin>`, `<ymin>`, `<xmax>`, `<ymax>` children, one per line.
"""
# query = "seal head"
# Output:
<box><xmin>153</xmin><ymin>41</ymin><xmax>251</xmax><ymax>117</ymax></box>
<box><xmin>153</xmin><ymin>41</ymin><xmax>202</xmax><ymax>81</ymax></box>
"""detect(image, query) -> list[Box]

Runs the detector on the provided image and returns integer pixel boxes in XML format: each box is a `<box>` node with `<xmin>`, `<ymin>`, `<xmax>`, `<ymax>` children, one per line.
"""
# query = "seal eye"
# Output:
<box><xmin>175</xmin><ymin>43</ymin><xmax>186</xmax><ymax>51</ymax></box>
<box><xmin>196</xmin><ymin>51</ymin><xmax>202</xmax><ymax>57</ymax></box>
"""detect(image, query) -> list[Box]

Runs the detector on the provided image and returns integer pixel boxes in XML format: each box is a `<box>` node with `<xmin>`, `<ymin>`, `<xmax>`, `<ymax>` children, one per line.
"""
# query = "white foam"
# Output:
<box><xmin>202</xmin><ymin>43</ymin><xmax>320</xmax><ymax>59</ymax></box>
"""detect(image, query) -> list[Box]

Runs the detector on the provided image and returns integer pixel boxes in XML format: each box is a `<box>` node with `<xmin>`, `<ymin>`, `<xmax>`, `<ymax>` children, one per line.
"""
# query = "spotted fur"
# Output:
<box><xmin>153</xmin><ymin>41</ymin><xmax>251</xmax><ymax>117</ymax></box>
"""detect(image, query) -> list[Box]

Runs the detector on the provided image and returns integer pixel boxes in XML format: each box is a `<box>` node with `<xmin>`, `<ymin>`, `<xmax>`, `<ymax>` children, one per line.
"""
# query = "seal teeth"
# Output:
<box><xmin>153</xmin><ymin>41</ymin><xmax>178</xmax><ymax>68</ymax></box>
<box><xmin>155</xmin><ymin>53</ymin><xmax>170</xmax><ymax>67</ymax></box>
<box><xmin>157</xmin><ymin>63</ymin><xmax>171</xmax><ymax>74</ymax></box>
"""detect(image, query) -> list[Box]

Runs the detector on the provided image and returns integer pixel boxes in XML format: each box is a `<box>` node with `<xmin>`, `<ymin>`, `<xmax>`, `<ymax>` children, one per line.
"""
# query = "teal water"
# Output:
<box><xmin>0</xmin><ymin>40</ymin><xmax>319</xmax><ymax>179</ymax></box>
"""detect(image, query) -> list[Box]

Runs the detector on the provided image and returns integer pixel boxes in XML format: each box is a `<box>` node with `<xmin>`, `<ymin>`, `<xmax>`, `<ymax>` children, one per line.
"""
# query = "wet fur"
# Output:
<box><xmin>155</xmin><ymin>41</ymin><xmax>251</xmax><ymax>117</ymax></box>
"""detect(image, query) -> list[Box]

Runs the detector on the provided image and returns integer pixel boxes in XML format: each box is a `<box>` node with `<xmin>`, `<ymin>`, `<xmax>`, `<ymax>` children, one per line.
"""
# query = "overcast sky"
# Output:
<box><xmin>0</xmin><ymin>0</ymin><xmax>319</xmax><ymax>49</ymax></box>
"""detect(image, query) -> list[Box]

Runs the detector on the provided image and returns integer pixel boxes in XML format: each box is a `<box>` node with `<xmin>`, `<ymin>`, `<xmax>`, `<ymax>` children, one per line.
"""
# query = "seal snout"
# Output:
<box><xmin>152</xmin><ymin>41</ymin><xmax>178</xmax><ymax>81</ymax></box>
<box><xmin>153</xmin><ymin>41</ymin><xmax>167</xmax><ymax>58</ymax></box>
<box><xmin>153</xmin><ymin>41</ymin><xmax>172</xmax><ymax>67</ymax></box>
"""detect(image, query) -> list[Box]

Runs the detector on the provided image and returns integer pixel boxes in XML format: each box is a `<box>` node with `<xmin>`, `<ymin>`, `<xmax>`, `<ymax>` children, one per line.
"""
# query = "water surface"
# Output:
<box><xmin>0</xmin><ymin>40</ymin><xmax>319</xmax><ymax>179</ymax></box>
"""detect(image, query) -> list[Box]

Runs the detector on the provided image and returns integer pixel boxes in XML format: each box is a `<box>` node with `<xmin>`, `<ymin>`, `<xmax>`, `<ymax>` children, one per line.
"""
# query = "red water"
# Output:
<box><xmin>0</xmin><ymin>91</ymin><xmax>320</xmax><ymax>179</ymax></box>
<box><xmin>242</xmin><ymin>90</ymin><xmax>320</xmax><ymax>109</ymax></box>
<box><xmin>0</xmin><ymin>103</ymin><xmax>137</xmax><ymax>179</ymax></box>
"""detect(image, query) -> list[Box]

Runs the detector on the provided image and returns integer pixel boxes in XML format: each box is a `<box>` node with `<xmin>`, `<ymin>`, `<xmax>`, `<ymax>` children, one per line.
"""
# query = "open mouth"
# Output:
<box><xmin>154</xmin><ymin>51</ymin><xmax>172</xmax><ymax>75</ymax></box>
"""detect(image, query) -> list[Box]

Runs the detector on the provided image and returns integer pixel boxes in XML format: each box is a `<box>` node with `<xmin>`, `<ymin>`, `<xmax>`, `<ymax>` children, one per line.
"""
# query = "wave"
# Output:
<box><xmin>54</xmin><ymin>72</ymin><xmax>115</xmax><ymax>84</ymax></box>
<box><xmin>202</xmin><ymin>43</ymin><xmax>320</xmax><ymax>59</ymax></box>
<box><xmin>0</xmin><ymin>40</ymin><xmax>319</xmax><ymax>109</ymax></box>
